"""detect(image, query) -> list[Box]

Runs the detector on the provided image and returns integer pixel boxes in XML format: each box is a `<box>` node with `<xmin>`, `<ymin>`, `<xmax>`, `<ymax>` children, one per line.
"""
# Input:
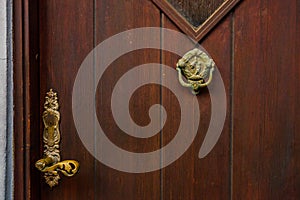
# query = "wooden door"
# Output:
<box><xmin>13</xmin><ymin>0</ymin><xmax>300</xmax><ymax>199</ymax></box>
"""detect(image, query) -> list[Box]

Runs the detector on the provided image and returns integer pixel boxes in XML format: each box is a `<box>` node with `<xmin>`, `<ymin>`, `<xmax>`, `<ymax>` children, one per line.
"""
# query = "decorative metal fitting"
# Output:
<box><xmin>35</xmin><ymin>89</ymin><xmax>79</xmax><ymax>187</ymax></box>
<box><xmin>176</xmin><ymin>48</ymin><xmax>215</xmax><ymax>94</ymax></box>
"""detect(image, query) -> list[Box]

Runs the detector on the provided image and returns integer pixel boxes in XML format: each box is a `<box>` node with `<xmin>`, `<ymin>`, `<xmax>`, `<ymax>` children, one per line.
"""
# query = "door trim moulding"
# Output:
<box><xmin>152</xmin><ymin>0</ymin><xmax>241</xmax><ymax>41</ymax></box>
<box><xmin>13</xmin><ymin>0</ymin><xmax>41</xmax><ymax>199</ymax></box>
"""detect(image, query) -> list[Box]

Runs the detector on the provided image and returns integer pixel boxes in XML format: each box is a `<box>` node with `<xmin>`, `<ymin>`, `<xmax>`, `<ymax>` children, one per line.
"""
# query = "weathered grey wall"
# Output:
<box><xmin>0</xmin><ymin>0</ymin><xmax>13</xmax><ymax>199</ymax></box>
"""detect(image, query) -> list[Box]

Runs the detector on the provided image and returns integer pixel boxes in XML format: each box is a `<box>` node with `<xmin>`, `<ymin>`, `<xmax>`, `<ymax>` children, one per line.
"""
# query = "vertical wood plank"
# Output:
<box><xmin>296</xmin><ymin>1</ymin><xmax>300</xmax><ymax>197</ymax></box>
<box><xmin>94</xmin><ymin>0</ymin><xmax>161</xmax><ymax>199</ymax></box>
<box><xmin>26</xmin><ymin>0</ymin><xmax>41</xmax><ymax>198</ymax></box>
<box><xmin>233</xmin><ymin>0</ymin><xmax>299</xmax><ymax>198</ymax></box>
<box><xmin>39</xmin><ymin>1</ymin><xmax>95</xmax><ymax>199</ymax></box>
<box><xmin>161</xmin><ymin>13</ymin><xmax>231</xmax><ymax>199</ymax></box>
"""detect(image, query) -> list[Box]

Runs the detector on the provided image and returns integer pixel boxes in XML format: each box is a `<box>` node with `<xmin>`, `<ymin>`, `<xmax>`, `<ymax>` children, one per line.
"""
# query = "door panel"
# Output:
<box><xmin>161</xmin><ymin>15</ymin><xmax>231</xmax><ymax>199</ymax></box>
<box><xmin>39</xmin><ymin>1</ymin><xmax>95</xmax><ymax>199</ymax></box>
<box><xmin>14</xmin><ymin>0</ymin><xmax>300</xmax><ymax>199</ymax></box>
<box><xmin>233</xmin><ymin>0</ymin><xmax>299</xmax><ymax>199</ymax></box>
<box><xmin>94</xmin><ymin>1</ymin><xmax>161</xmax><ymax>199</ymax></box>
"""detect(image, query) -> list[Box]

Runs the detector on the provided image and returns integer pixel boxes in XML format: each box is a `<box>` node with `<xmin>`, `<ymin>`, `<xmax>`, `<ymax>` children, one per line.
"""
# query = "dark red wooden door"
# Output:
<box><xmin>14</xmin><ymin>0</ymin><xmax>300</xmax><ymax>199</ymax></box>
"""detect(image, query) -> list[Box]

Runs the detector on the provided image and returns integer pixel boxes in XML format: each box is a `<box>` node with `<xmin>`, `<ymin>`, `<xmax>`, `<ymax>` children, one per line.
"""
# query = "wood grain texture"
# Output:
<box><xmin>167</xmin><ymin>0</ymin><xmax>226</xmax><ymax>27</ymax></box>
<box><xmin>94</xmin><ymin>0</ymin><xmax>161</xmax><ymax>199</ymax></box>
<box><xmin>233</xmin><ymin>0</ymin><xmax>299</xmax><ymax>199</ymax></box>
<box><xmin>161</xmin><ymin>13</ymin><xmax>232</xmax><ymax>199</ymax></box>
<box><xmin>25</xmin><ymin>1</ymin><xmax>41</xmax><ymax>199</ymax></box>
<box><xmin>13</xmin><ymin>0</ymin><xmax>25</xmax><ymax>199</ymax></box>
<box><xmin>14</xmin><ymin>0</ymin><xmax>300</xmax><ymax>199</ymax></box>
<box><xmin>13</xmin><ymin>0</ymin><xmax>41</xmax><ymax>199</ymax></box>
<box><xmin>39</xmin><ymin>0</ymin><xmax>95</xmax><ymax>199</ymax></box>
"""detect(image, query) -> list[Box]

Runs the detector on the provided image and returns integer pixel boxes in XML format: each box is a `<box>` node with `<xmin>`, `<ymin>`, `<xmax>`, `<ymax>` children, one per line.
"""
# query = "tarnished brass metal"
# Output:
<box><xmin>35</xmin><ymin>89</ymin><xmax>79</xmax><ymax>187</ymax></box>
<box><xmin>176</xmin><ymin>48</ymin><xmax>215</xmax><ymax>94</ymax></box>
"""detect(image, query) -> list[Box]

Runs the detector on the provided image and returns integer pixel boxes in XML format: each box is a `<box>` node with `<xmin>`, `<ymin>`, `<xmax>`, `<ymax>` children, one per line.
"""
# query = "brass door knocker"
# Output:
<box><xmin>35</xmin><ymin>89</ymin><xmax>79</xmax><ymax>187</ymax></box>
<box><xmin>176</xmin><ymin>48</ymin><xmax>215</xmax><ymax>94</ymax></box>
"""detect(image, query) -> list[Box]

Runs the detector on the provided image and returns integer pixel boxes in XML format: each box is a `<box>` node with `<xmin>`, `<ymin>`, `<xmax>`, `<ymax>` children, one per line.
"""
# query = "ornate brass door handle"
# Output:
<box><xmin>35</xmin><ymin>89</ymin><xmax>79</xmax><ymax>187</ymax></box>
<box><xmin>176</xmin><ymin>48</ymin><xmax>215</xmax><ymax>94</ymax></box>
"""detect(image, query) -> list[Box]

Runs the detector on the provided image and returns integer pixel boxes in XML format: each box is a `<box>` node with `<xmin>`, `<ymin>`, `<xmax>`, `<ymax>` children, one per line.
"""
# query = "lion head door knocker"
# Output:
<box><xmin>176</xmin><ymin>48</ymin><xmax>215</xmax><ymax>94</ymax></box>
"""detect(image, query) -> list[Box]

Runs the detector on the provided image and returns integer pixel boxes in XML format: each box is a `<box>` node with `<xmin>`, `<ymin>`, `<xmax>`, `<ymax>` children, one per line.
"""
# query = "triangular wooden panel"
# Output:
<box><xmin>152</xmin><ymin>0</ymin><xmax>240</xmax><ymax>41</ymax></box>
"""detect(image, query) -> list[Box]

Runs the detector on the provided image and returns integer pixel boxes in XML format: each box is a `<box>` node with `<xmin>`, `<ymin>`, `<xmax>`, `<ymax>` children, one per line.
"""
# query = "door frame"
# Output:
<box><xmin>13</xmin><ymin>0</ymin><xmax>40</xmax><ymax>199</ymax></box>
